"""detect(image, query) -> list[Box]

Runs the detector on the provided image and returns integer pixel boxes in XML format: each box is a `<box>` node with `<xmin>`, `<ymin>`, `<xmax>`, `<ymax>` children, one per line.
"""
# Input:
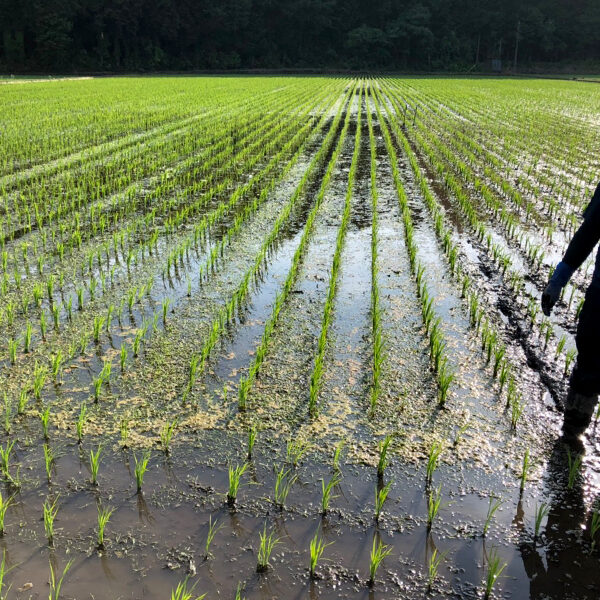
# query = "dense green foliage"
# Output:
<box><xmin>1</xmin><ymin>0</ymin><xmax>599</xmax><ymax>72</ymax></box>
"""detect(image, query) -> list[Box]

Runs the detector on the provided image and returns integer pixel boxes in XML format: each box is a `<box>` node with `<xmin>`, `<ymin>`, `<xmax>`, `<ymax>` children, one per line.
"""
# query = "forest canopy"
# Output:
<box><xmin>1</xmin><ymin>0</ymin><xmax>598</xmax><ymax>72</ymax></box>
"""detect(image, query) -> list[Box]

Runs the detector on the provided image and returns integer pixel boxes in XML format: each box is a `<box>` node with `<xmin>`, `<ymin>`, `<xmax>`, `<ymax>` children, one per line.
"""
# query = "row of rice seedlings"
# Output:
<box><xmin>235</xmin><ymin>86</ymin><xmax>357</xmax><ymax>410</ymax></box>
<box><xmin>378</xmin><ymin>85</ymin><xmax>527</xmax><ymax>419</ymax></box>
<box><xmin>385</xmin><ymin>84</ymin><xmax>564</xmax><ymax>367</ymax></box>
<box><xmin>308</xmin><ymin>85</ymin><xmax>363</xmax><ymax>417</ymax></box>
<box><xmin>181</xmin><ymin>85</ymin><xmax>355</xmax><ymax>402</ymax></box>
<box><xmin>371</xmin><ymin>85</ymin><xmax>455</xmax><ymax>406</ymax></box>
<box><xmin>0</xmin><ymin>82</ymin><xmax>332</xmax><ymax>372</ymax></box>
<box><xmin>1</xmin><ymin>81</ymin><xmax>308</xmax><ymax>291</ymax></box>
<box><xmin>366</xmin><ymin>89</ymin><xmax>384</xmax><ymax>414</ymax></box>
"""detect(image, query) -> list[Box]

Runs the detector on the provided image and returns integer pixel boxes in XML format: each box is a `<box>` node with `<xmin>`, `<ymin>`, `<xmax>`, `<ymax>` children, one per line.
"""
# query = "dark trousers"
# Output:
<box><xmin>571</xmin><ymin>283</ymin><xmax>600</xmax><ymax>396</ymax></box>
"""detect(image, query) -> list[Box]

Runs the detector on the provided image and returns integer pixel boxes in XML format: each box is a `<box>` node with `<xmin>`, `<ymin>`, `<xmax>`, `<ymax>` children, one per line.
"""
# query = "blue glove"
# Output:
<box><xmin>542</xmin><ymin>262</ymin><xmax>574</xmax><ymax>316</ymax></box>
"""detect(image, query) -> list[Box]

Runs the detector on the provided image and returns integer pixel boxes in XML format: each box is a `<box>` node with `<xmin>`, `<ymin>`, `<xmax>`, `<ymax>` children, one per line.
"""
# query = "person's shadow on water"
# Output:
<box><xmin>515</xmin><ymin>439</ymin><xmax>600</xmax><ymax>600</ymax></box>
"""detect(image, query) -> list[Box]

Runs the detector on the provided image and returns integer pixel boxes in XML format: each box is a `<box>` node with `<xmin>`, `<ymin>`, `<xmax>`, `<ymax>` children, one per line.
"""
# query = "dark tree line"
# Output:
<box><xmin>1</xmin><ymin>0</ymin><xmax>599</xmax><ymax>72</ymax></box>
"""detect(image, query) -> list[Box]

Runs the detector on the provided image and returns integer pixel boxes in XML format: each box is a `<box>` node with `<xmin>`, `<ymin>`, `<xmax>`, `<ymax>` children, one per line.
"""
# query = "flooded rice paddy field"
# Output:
<box><xmin>1</xmin><ymin>76</ymin><xmax>600</xmax><ymax>599</ymax></box>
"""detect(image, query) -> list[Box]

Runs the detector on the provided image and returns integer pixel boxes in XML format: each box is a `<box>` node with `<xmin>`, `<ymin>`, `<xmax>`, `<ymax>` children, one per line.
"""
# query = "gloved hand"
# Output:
<box><xmin>541</xmin><ymin>261</ymin><xmax>574</xmax><ymax>316</ymax></box>
<box><xmin>541</xmin><ymin>280</ymin><xmax>561</xmax><ymax>316</ymax></box>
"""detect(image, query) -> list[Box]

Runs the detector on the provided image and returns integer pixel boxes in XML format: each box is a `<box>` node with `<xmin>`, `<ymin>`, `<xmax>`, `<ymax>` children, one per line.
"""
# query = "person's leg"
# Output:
<box><xmin>563</xmin><ymin>284</ymin><xmax>600</xmax><ymax>440</ymax></box>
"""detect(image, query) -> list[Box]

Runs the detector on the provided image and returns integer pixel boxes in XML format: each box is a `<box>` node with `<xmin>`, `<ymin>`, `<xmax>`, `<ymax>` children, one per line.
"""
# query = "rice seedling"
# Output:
<box><xmin>533</xmin><ymin>502</ymin><xmax>550</xmax><ymax>542</ymax></box>
<box><xmin>0</xmin><ymin>441</ymin><xmax>14</xmax><ymax>482</ymax></box>
<box><xmin>286</xmin><ymin>439</ymin><xmax>309</xmax><ymax>467</ymax></box>
<box><xmin>332</xmin><ymin>439</ymin><xmax>345</xmax><ymax>471</ymax></box>
<box><xmin>374</xmin><ymin>480</ymin><xmax>392</xmax><ymax>522</ymax></box>
<box><xmin>483</xmin><ymin>496</ymin><xmax>503</xmax><ymax>537</ymax></box>
<box><xmin>40</xmin><ymin>404</ymin><xmax>51</xmax><ymax>440</ymax></box>
<box><xmin>33</xmin><ymin>362</ymin><xmax>47</xmax><ymax>400</ymax></box>
<box><xmin>44</xmin><ymin>443</ymin><xmax>55</xmax><ymax>483</ymax></box>
<box><xmin>234</xmin><ymin>583</ymin><xmax>245</xmax><ymax>600</ymax></box>
<box><xmin>17</xmin><ymin>388</ymin><xmax>28</xmax><ymax>415</ymax></box>
<box><xmin>162</xmin><ymin>298</ymin><xmax>171</xmax><ymax>323</ymax></box>
<box><xmin>170</xmin><ymin>577</ymin><xmax>206</xmax><ymax>600</ymax></box>
<box><xmin>89</xmin><ymin>445</ymin><xmax>102</xmax><ymax>485</ymax></box>
<box><xmin>427</xmin><ymin>548</ymin><xmax>447</xmax><ymax>592</ymax></box>
<box><xmin>0</xmin><ymin>550</ymin><xmax>15</xmax><ymax>598</ymax></box>
<box><xmin>484</xmin><ymin>548</ymin><xmax>507</xmax><ymax>599</ymax></box>
<box><xmin>377</xmin><ymin>435</ymin><xmax>392</xmax><ymax>478</ymax></box>
<box><xmin>0</xmin><ymin>490</ymin><xmax>14</xmax><ymax>536</ymax></box>
<box><xmin>247</xmin><ymin>426</ymin><xmax>257</xmax><ymax>460</ymax></box>
<box><xmin>8</xmin><ymin>339</ymin><xmax>17</xmax><ymax>365</ymax></box>
<box><xmin>96</xmin><ymin>504</ymin><xmax>114</xmax><ymax>548</ymax></box>
<box><xmin>160</xmin><ymin>418</ymin><xmax>178</xmax><ymax>455</ymax></box>
<box><xmin>93</xmin><ymin>315</ymin><xmax>105</xmax><ymax>343</ymax></box>
<box><xmin>321</xmin><ymin>472</ymin><xmax>341</xmax><ymax>515</ymax></box>
<box><xmin>74</xmin><ymin>402</ymin><xmax>87</xmax><ymax>444</ymax></box>
<box><xmin>43</xmin><ymin>496</ymin><xmax>59</xmax><ymax>546</ymax></box>
<box><xmin>555</xmin><ymin>335</ymin><xmax>566</xmax><ymax>359</ymax></box>
<box><xmin>120</xmin><ymin>418</ymin><xmax>130</xmax><ymax>447</ymax></box>
<box><xmin>426</xmin><ymin>441</ymin><xmax>443</xmax><ymax>485</ymax></box>
<box><xmin>590</xmin><ymin>510</ymin><xmax>600</xmax><ymax>553</ymax></box>
<box><xmin>453</xmin><ymin>419</ymin><xmax>470</xmax><ymax>447</ymax></box>
<box><xmin>564</xmin><ymin>348</ymin><xmax>577</xmax><ymax>377</ymax></box>
<box><xmin>567</xmin><ymin>449</ymin><xmax>582</xmax><ymax>489</ymax></box>
<box><xmin>309</xmin><ymin>528</ymin><xmax>332</xmax><ymax>579</ymax></box>
<box><xmin>273</xmin><ymin>466</ymin><xmax>297</xmax><ymax>509</ymax></box>
<box><xmin>23</xmin><ymin>322</ymin><xmax>32</xmax><ymax>353</ymax></box>
<box><xmin>256</xmin><ymin>523</ymin><xmax>280</xmax><ymax>573</ymax></box>
<box><xmin>227</xmin><ymin>462</ymin><xmax>248</xmax><ymax>507</ymax></box>
<box><xmin>120</xmin><ymin>343</ymin><xmax>128</xmax><ymax>371</ymax></box>
<box><xmin>134</xmin><ymin>450</ymin><xmax>151</xmax><ymax>493</ymax></box>
<box><xmin>203</xmin><ymin>515</ymin><xmax>223</xmax><ymax>560</ymax></box>
<box><xmin>519</xmin><ymin>448</ymin><xmax>531</xmax><ymax>493</ymax></box>
<box><xmin>2</xmin><ymin>395</ymin><xmax>10</xmax><ymax>436</ymax></box>
<box><xmin>48</xmin><ymin>558</ymin><xmax>73</xmax><ymax>600</ymax></box>
<box><xmin>368</xmin><ymin>536</ymin><xmax>393</xmax><ymax>587</ymax></box>
<box><xmin>510</xmin><ymin>393</ymin><xmax>525</xmax><ymax>430</ymax></box>
<box><xmin>427</xmin><ymin>485</ymin><xmax>443</xmax><ymax>531</ymax></box>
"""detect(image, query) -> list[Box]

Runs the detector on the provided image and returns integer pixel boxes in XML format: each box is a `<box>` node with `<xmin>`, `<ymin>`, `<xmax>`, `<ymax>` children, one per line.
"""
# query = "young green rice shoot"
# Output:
<box><xmin>134</xmin><ymin>450</ymin><xmax>151</xmax><ymax>493</ymax></box>
<box><xmin>90</xmin><ymin>445</ymin><xmax>102</xmax><ymax>486</ymax></box>
<box><xmin>377</xmin><ymin>435</ymin><xmax>392</xmax><ymax>478</ymax></box>
<box><xmin>321</xmin><ymin>472</ymin><xmax>341</xmax><ymax>515</ymax></box>
<box><xmin>375</xmin><ymin>480</ymin><xmax>392</xmax><ymax>522</ymax></box>
<box><xmin>160</xmin><ymin>418</ymin><xmax>178</xmax><ymax>455</ymax></box>
<box><xmin>274</xmin><ymin>466</ymin><xmax>297</xmax><ymax>509</ymax></box>
<box><xmin>427</xmin><ymin>548</ymin><xmax>447</xmax><ymax>592</ymax></box>
<box><xmin>43</xmin><ymin>496</ymin><xmax>59</xmax><ymax>546</ymax></box>
<box><xmin>426</xmin><ymin>440</ymin><xmax>443</xmax><ymax>485</ymax></box>
<box><xmin>227</xmin><ymin>462</ymin><xmax>248</xmax><ymax>507</ymax></box>
<box><xmin>483</xmin><ymin>496</ymin><xmax>503</xmax><ymax>537</ymax></box>
<box><xmin>43</xmin><ymin>443</ymin><xmax>55</xmax><ymax>483</ymax></box>
<box><xmin>567</xmin><ymin>449</ymin><xmax>583</xmax><ymax>489</ymax></box>
<box><xmin>533</xmin><ymin>502</ymin><xmax>550</xmax><ymax>542</ymax></box>
<box><xmin>170</xmin><ymin>577</ymin><xmax>206</xmax><ymax>600</ymax></box>
<box><xmin>204</xmin><ymin>515</ymin><xmax>223</xmax><ymax>560</ymax></box>
<box><xmin>590</xmin><ymin>510</ymin><xmax>600</xmax><ymax>553</ymax></box>
<box><xmin>0</xmin><ymin>491</ymin><xmax>14</xmax><ymax>536</ymax></box>
<box><xmin>519</xmin><ymin>448</ymin><xmax>531</xmax><ymax>494</ymax></box>
<box><xmin>309</xmin><ymin>528</ymin><xmax>333</xmax><ymax>579</ymax></box>
<box><xmin>247</xmin><ymin>426</ymin><xmax>257</xmax><ymax>460</ymax></box>
<box><xmin>48</xmin><ymin>558</ymin><xmax>73</xmax><ymax>600</ymax></box>
<box><xmin>427</xmin><ymin>485</ymin><xmax>443</xmax><ymax>531</ymax></box>
<box><xmin>484</xmin><ymin>548</ymin><xmax>507</xmax><ymax>599</ymax></box>
<box><xmin>96</xmin><ymin>504</ymin><xmax>114</xmax><ymax>549</ymax></box>
<box><xmin>76</xmin><ymin>402</ymin><xmax>87</xmax><ymax>443</ymax></box>
<box><xmin>368</xmin><ymin>536</ymin><xmax>393</xmax><ymax>587</ymax></box>
<box><xmin>256</xmin><ymin>523</ymin><xmax>280</xmax><ymax>573</ymax></box>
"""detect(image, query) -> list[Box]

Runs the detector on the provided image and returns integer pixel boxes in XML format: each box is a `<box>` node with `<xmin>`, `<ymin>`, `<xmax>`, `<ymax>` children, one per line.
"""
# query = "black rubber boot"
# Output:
<box><xmin>561</xmin><ymin>390</ymin><xmax>597</xmax><ymax>451</ymax></box>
